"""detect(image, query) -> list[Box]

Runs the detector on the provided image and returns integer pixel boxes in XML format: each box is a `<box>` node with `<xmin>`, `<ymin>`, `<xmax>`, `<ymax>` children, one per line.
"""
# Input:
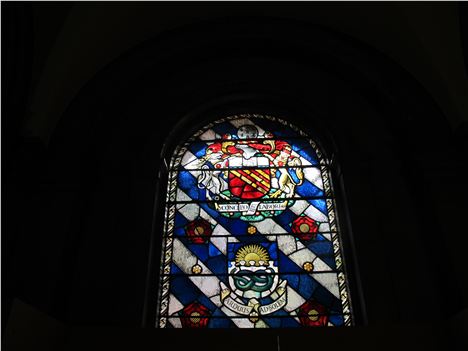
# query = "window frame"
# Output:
<box><xmin>143</xmin><ymin>97</ymin><xmax>366</xmax><ymax>328</ymax></box>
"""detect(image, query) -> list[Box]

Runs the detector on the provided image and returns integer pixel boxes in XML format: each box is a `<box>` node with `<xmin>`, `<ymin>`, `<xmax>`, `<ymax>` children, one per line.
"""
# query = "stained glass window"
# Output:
<box><xmin>156</xmin><ymin>114</ymin><xmax>353</xmax><ymax>328</ymax></box>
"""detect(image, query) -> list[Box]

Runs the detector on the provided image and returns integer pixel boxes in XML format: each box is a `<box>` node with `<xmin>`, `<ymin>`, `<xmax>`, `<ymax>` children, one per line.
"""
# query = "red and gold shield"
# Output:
<box><xmin>228</xmin><ymin>167</ymin><xmax>271</xmax><ymax>199</ymax></box>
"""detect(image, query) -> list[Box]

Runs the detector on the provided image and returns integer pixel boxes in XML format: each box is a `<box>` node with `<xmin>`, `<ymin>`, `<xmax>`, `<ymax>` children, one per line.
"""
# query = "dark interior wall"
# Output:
<box><xmin>3</xmin><ymin>4</ymin><xmax>468</xmax><ymax>351</ymax></box>
<box><xmin>19</xmin><ymin>17</ymin><xmax>466</xmax><ymax>323</ymax></box>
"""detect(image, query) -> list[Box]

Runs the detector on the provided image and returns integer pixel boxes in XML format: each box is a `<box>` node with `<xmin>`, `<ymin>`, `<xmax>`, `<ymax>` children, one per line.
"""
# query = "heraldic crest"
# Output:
<box><xmin>196</xmin><ymin>124</ymin><xmax>304</xmax><ymax>221</ymax></box>
<box><xmin>220</xmin><ymin>243</ymin><xmax>288</xmax><ymax>323</ymax></box>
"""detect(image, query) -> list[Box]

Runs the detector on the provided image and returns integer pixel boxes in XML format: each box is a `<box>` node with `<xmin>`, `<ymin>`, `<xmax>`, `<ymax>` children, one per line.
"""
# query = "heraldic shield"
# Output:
<box><xmin>219</xmin><ymin>242</ymin><xmax>288</xmax><ymax>323</ymax></box>
<box><xmin>228</xmin><ymin>155</ymin><xmax>271</xmax><ymax>200</ymax></box>
<box><xmin>195</xmin><ymin>124</ymin><xmax>305</xmax><ymax>221</ymax></box>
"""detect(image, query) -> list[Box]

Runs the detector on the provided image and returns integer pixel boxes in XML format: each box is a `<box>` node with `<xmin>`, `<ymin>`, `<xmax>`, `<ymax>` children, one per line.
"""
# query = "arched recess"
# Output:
<box><xmin>155</xmin><ymin>112</ymin><xmax>355</xmax><ymax>328</ymax></box>
<box><xmin>38</xmin><ymin>17</ymin><xmax>462</xmax><ymax>330</ymax></box>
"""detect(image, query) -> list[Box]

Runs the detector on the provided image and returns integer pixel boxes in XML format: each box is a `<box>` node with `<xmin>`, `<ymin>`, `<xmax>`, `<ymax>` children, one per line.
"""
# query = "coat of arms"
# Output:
<box><xmin>197</xmin><ymin>125</ymin><xmax>304</xmax><ymax>221</ymax></box>
<box><xmin>219</xmin><ymin>243</ymin><xmax>288</xmax><ymax>323</ymax></box>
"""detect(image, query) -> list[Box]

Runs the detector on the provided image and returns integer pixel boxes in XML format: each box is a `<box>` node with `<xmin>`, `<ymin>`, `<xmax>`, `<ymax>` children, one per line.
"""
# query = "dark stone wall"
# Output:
<box><xmin>3</xmin><ymin>7</ymin><xmax>467</xmax><ymax>351</ymax></box>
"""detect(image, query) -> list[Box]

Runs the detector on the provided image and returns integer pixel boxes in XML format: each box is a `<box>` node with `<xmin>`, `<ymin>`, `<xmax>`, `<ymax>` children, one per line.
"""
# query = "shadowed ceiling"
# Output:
<box><xmin>24</xmin><ymin>4</ymin><xmax>468</xmax><ymax>143</ymax></box>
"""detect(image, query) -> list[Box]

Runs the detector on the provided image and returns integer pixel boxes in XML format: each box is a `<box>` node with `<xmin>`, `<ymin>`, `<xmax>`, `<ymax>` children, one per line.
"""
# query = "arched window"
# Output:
<box><xmin>156</xmin><ymin>114</ymin><xmax>353</xmax><ymax>328</ymax></box>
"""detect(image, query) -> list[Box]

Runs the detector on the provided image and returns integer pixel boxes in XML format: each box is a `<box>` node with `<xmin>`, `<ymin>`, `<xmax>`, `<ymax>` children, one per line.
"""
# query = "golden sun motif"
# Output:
<box><xmin>235</xmin><ymin>244</ymin><xmax>270</xmax><ymax>267</ymax></box>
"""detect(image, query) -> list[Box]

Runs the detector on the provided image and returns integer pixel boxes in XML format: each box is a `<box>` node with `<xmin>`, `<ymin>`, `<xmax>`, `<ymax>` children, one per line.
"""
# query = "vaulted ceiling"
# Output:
<box><xmin>23</xmin><ymin>4</ymin><xmax>468</xmax><ymax>142</ymax></box>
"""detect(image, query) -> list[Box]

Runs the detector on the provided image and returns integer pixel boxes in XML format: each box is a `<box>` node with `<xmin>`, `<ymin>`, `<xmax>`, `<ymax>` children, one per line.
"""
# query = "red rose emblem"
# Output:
<box><xmin>291</xmin><ymin>215</ymin><xmax>319</xmax><ymax>241</ymax></box>
<box><xmin>297</xmin><ymin>300</ymin><xmax>329</xmax><ymax>327</ymax></box>
<box><xmin>180</xmin><ymin>302</ymin><xmax>210</xmax><ymax>328</ymax></box>
<box><xmin>186</xmin><ymin>218</ymin><xmax>212</xmax><ymax>244</ymax></box>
